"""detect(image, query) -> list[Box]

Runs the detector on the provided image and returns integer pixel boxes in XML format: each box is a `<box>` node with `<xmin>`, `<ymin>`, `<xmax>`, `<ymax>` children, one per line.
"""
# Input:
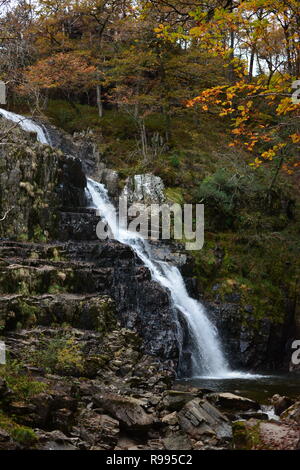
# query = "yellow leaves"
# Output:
<box><xmin>261</xmin><ymin>149</ymin><xmax>275</xmax><ymax>160</ymax></box>
<box><xmin>250</xmin><ymin>157</ymin><xmax>262</xmax><ymax>168</ymax></box>
<box><xmin>154</xmin><ymin>24</ymin><xmax>165</xmax><ymax>33</ymax></box>
<box><xmin>261</xmin><ymin>143</ymin><xmax>286</xmax><ymax>161</ymax></box>
<box><xmin>226</xmin><ymin>92</ymin><xmax>235</xmax><ymax>100</ymax></box>
<box><xmin>290</xmin><ymin>133</ymin><xmax>300</xmax><ymax>144</ymax></box>
<box><xmin>219</xmin><ymin>107</ymin><xmax>234</xmax><ymax>116</ymax></box>
<box><xmin>189</xmin><ymin>26</ymin><xmax>205</xmax><ymax>37</ymax></box>
<box><xmin>244</xmin><ymin>140</ymin><xmax>258</xmax><ymax>152</ymax></box>
<box><xmin>276</xmin><ymin>97</ymin><xmax>298</xmax><ymax>115</ymax></box>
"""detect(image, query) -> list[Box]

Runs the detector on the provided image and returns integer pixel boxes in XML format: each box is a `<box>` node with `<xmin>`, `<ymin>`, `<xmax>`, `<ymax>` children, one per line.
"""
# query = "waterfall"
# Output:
<box><xmin>0</xmin><ymin>108</ymin><xmax>50</xmax><ymax>145</ymax></box>
<box><xmin>87</xmin><ymin>178</ymin><xmax>230</xmax><ymax>377</ymax></box>
<box><xmin>0</xmin><ymin>106</ymin><xmax>231</xmax><ymax>377</ymax></box>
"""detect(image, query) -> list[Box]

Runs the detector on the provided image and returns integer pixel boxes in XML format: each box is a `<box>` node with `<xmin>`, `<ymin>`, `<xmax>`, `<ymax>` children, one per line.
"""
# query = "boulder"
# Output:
<box><xmin>207</xmin><ymin>392</ymin><xmax>259</xmax><ymax>411</ymax></box>
<box><xmin>94</xmin><ymin>393</ymin><xmax>156</xmax><ymax>430</ymax></box>
<box><xmin>162</xmin><ymin>412</ymin><xmax>178</xmax><ymax>426</ymax></box>
<box><xmin>271</xmin><ymin>394</ymin><xmax>294</xmax><ymax>416</ymax></box>
<box><xmin>79</xmin><ymin>410</ymin><xmax>119</xmax><ymax>449</ymax></box>
<box><xmin>178</xmin><ymin>398</ymin><xmax>232</xmax><ymax>442</ymax></box>
<box><xmin>162</xmin><ymin>390</ymin><xmax>198</xmax><ymax>412</ymax></box>
<box><xmin>122</xmin><ymin>174</ymin><xmax>165</xmax><ymax>204</ymax></box>
<box><xmin>281</xmin><ymin>401</ymin><xmax>300</xmax><ymax>424</ymax></box>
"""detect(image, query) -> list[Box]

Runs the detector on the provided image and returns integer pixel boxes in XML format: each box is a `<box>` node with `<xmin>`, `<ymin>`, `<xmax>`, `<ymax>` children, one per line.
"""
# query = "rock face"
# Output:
<box><xmin>0</xmin><ymin>124</ymin><xmax>179</xmax><ymax>365</ymax></box>
<box><xmin>204</xmin><ymin>299</ymin><xmax>293</xmax><ymax>371</ymax></box>
<box><xmin>0</xmin><ymin>125</ymin><xmax>87</xmax><ymax>241</ymax></box>
<box><xmin>0</xmin><ymin>239</ymin><xmax>179</xmax><ymax>364</ymax></box>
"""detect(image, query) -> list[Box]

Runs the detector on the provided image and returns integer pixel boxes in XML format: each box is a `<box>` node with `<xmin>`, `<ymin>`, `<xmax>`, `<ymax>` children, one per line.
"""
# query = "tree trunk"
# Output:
<box><xmin>96</xmin><ymin>84</ymin><xmax>103</xmax><ymax>118</ymax></box>
<box><xmin>248</xmin><ymin>48</ymin><xmax>255</xmax><ymax>81</ymax></box>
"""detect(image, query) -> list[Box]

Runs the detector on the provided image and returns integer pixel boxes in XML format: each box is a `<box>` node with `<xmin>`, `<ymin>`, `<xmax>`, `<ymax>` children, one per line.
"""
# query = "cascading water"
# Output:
<box><xmin>0</xmin><ymin>108</ymin><xmax>50</xmax><ymax>145</ymax></box>
<box><xmin>87</xmin><ymin>178</ymin><xmax>230</xmax><ymax>377</ymax></box>
<box><xmin>0</xmin><ymin>106</ymin><xmax>234</xmax><ymax>378</ymax></box>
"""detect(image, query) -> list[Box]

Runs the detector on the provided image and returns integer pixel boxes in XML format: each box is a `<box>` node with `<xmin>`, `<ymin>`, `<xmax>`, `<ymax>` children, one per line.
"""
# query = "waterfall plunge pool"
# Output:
<box><xmin>178</xmin><ymin>372</ymin><xmax>300</xmax><ymax>403</ymax></box>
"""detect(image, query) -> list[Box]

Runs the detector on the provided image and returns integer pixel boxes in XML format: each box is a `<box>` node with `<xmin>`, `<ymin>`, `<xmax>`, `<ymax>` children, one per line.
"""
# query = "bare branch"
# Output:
<box><xmin>0</xmin><ymin>206</ymin><xmax>14</xmax><ymax>222</ymax></box>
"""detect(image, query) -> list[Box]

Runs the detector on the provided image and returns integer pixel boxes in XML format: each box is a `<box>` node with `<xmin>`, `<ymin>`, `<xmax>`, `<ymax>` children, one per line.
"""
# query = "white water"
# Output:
<box><xmin>0</xmin><ymin>106</ymin><xmax>256</xmax><ymax>378</ymax></box>
<box><xmin>87</xmin><ymin>178</ymin><xmax>230</xmax><ymax>377</ymax></box>
<box><xmin>0</xmin><ymin>108</ymin><xmax>50</xmax><ymax>145</ymax></box>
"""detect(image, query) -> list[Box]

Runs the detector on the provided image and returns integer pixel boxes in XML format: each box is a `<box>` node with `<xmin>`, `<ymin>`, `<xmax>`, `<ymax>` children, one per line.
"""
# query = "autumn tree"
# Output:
<box><xmin>157</xmin><ymin>0</ymin><xmax>300</xmax><ymax>185</ymax></box>
<box><xmin>19</xmin><ymin>52</ymin><xmax>97</xmax><ymax>110</ymax></box>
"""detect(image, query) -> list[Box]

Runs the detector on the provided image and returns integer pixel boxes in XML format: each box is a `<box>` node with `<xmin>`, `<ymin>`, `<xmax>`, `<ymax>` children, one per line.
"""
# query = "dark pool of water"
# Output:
<box><xmin>178</xmin><ymin>372</ymin><xmax>300</xmax><ymax>404</ymax></box>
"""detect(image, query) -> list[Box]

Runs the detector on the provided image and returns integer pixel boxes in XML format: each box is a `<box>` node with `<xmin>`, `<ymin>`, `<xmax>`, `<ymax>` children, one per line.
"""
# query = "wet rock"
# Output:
<box><xmin>239</xmin><ymin>411</ymin><xmax>269</xmax><ymax>421</ymax></box>
<box><xmin>208</xmin><ymin>300</ymin><xmax>292</xmax><ymax>370</ymax></box>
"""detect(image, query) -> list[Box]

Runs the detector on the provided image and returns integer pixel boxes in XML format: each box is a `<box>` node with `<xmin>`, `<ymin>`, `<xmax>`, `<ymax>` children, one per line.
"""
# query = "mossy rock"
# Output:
<box><xmin>232</xmin><ymin>420</ymin><xmax>262</xmax><ymax>450</ymax></box>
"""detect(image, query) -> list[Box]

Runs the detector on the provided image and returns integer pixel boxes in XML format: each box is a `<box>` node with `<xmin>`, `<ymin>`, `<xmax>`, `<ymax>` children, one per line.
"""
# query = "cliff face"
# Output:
<box><xmin>0</xmin><ymin>124</ymin><xmax>86</xmax><ymax>241</ymax></box>
<box><xmin>0</xmin><ymin>123</ymin><xmax>179</xmax><ymax>367</ymax></box>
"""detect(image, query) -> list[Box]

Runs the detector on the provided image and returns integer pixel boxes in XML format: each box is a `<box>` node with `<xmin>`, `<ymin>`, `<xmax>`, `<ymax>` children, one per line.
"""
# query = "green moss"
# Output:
<box><xmin>17</xmin><ymin>300</ymin><xmax>38</xmax><ymax>327</ymax></box>
<box><xmin>190</xmin><ymin>225</ymin><xmax>300</xmax><ymax>326</ymax></box>
<box><xmin>18</xmin><ymin>233</ymin><xmax>28</xmax><ymax>242</ymax></box>
<box><xmin>0</xmin><ymin>360</ymin><xmax>47</xmax><ymax>400</ymax></box>
<box><xmin>28</xmin><ymin>333</ymin><xmax>84</xmax><ymax>375</ymax></box>
<box><xmin>48</xmin><ymin>284</ymin><xmax>66</xmax><ymax>294</ymax></box>
<box><xmin>233</xmin><ymin>420</ymin><xmax>263</xmax><ymax>450</ymax></box>
<box><xmin>0</xmin><ymin>412</ymin><xmax>37</xmax><ymax>446</ymax></box>
<box><xmin>32</xmin><ymin>225</ymin><xmax>47</xmax><ymax>243</ymax></box>
<box><xmin>165</xmin><ymin>187</ymin><xmax>184</xmax><ymax>204</ymax></box>
<box><xmin>82</xmin><ymin>297</ymin><xmax>116</xmax><ymax>333</ymax></box>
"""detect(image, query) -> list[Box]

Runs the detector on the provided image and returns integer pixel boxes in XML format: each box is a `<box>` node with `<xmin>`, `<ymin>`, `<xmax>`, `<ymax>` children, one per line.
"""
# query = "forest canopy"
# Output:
<box><xmin>0</xmin><ymin>0</ymin><xmax>299</xmax><ymax>179</ymax></box>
